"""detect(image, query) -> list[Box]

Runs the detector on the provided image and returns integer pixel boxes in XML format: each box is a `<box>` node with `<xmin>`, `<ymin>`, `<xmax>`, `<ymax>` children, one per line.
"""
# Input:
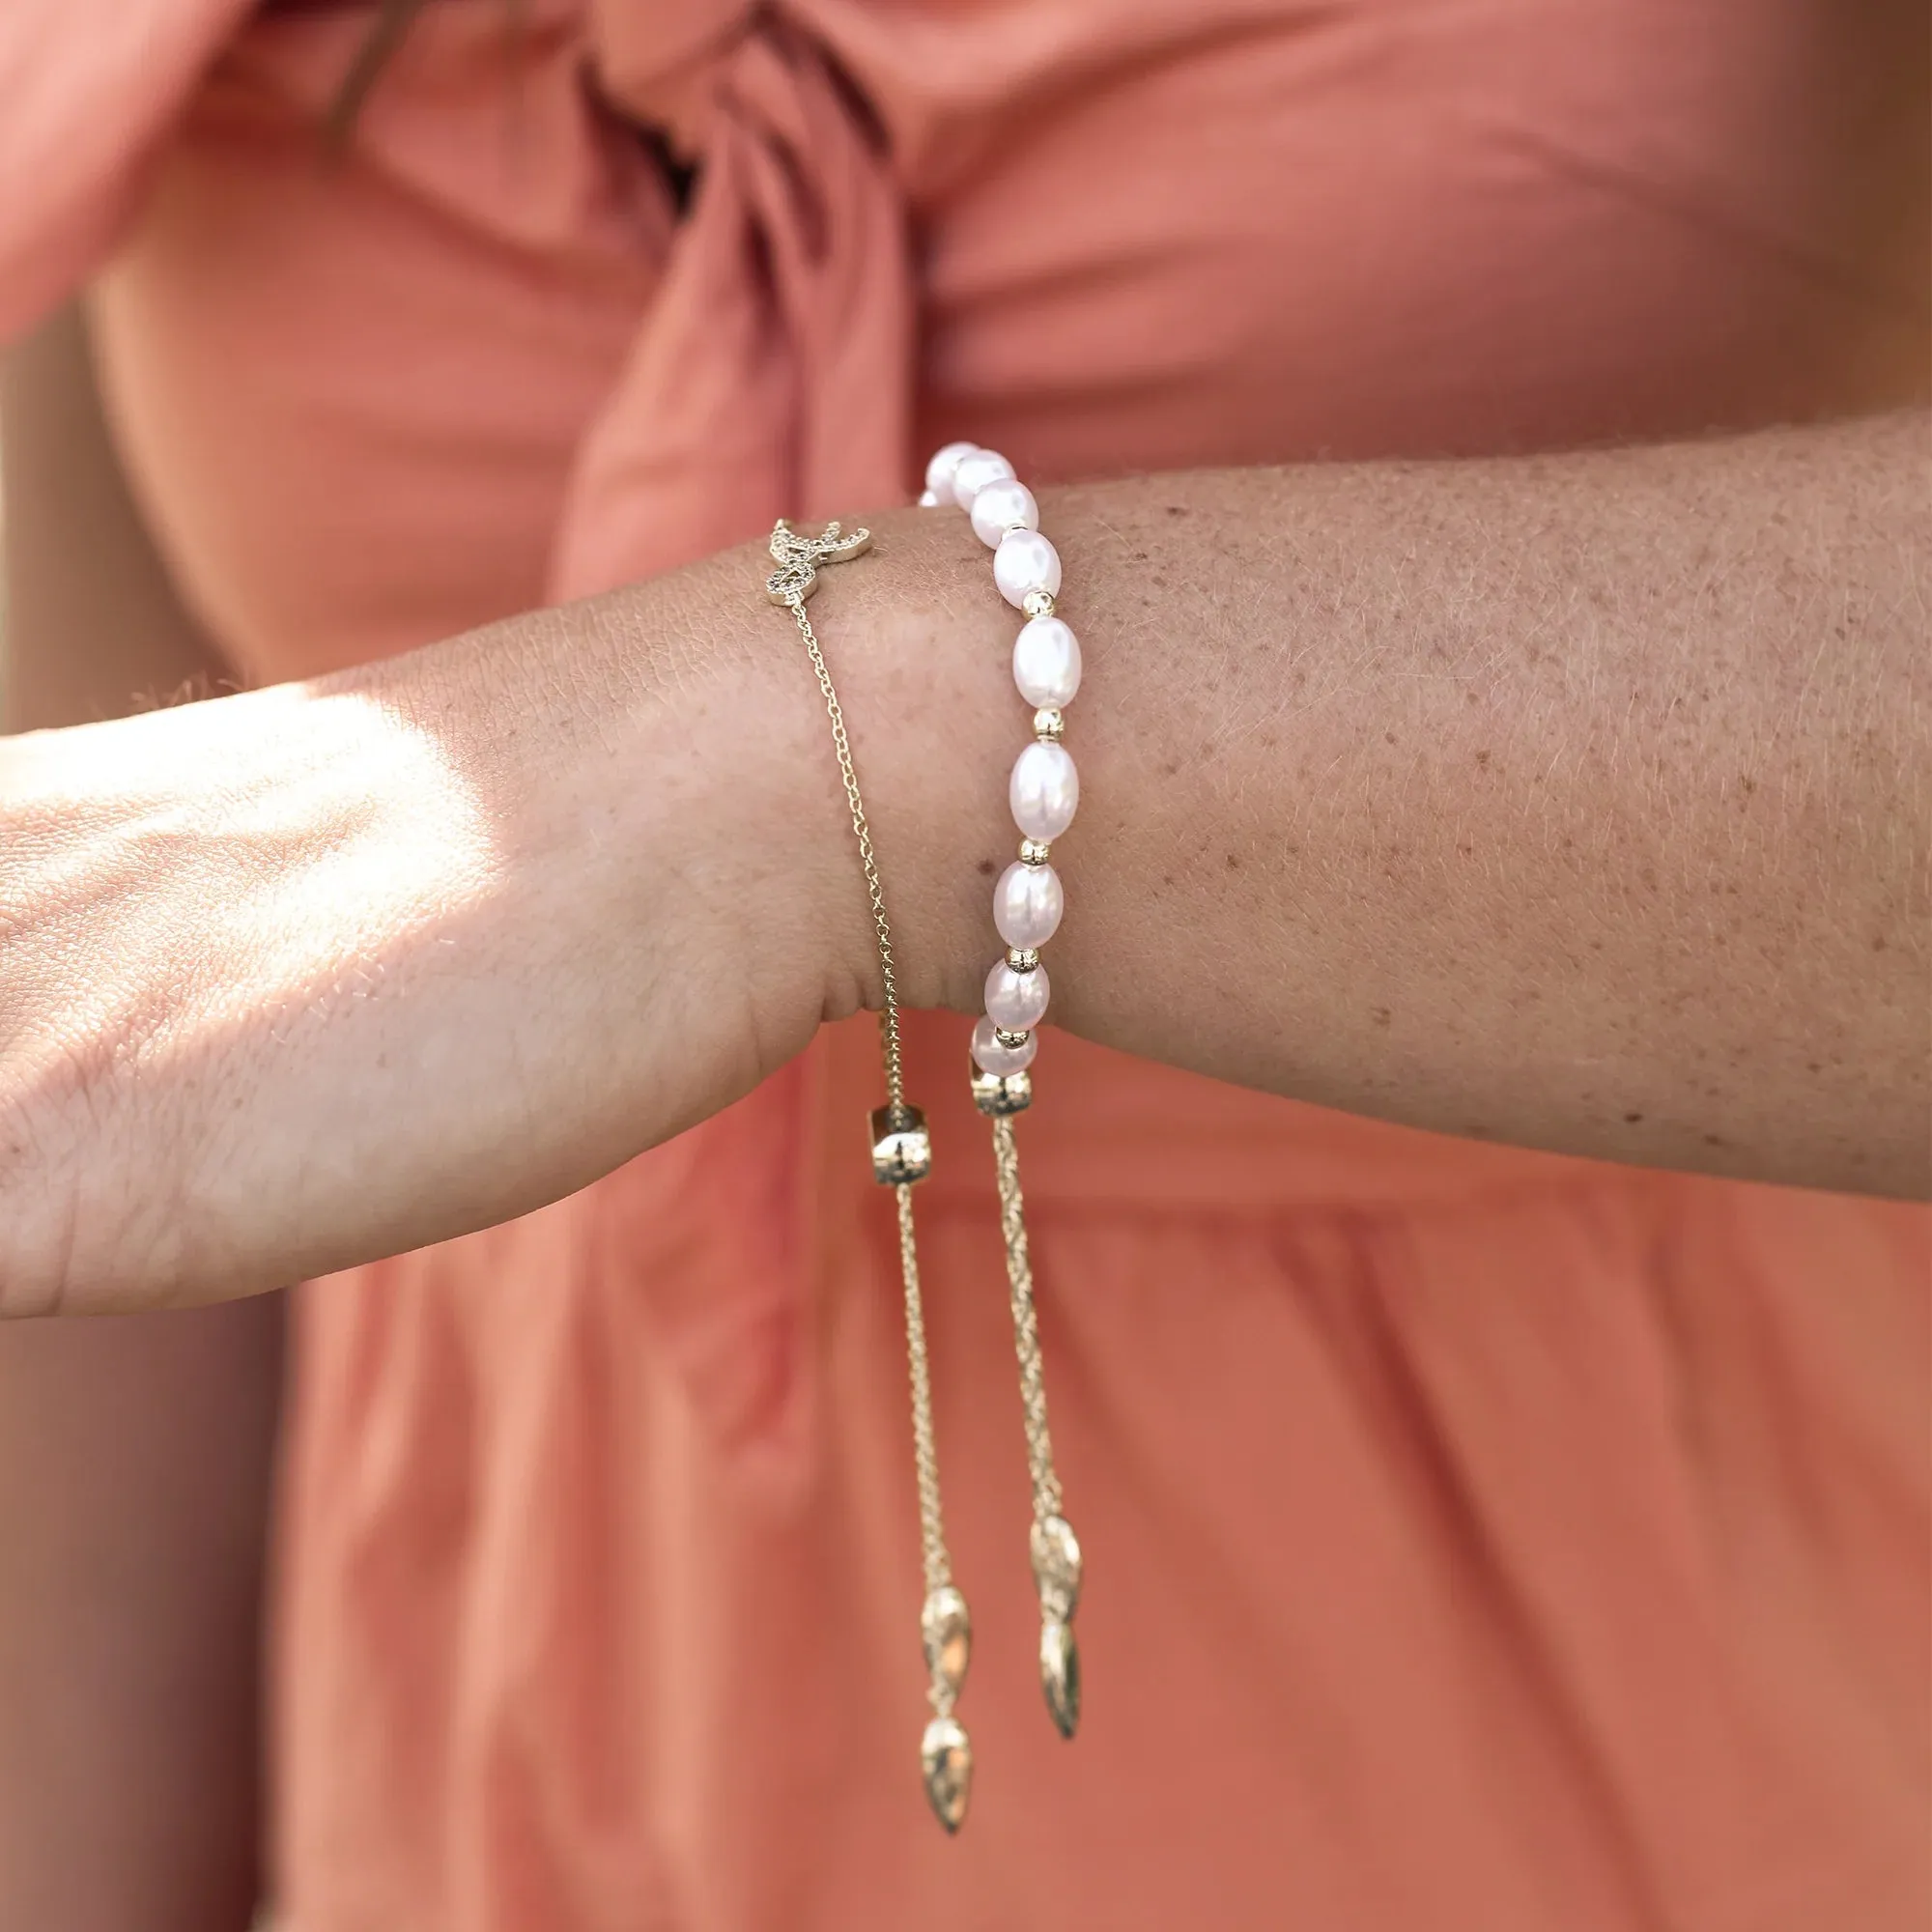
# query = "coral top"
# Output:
<box><xmin>4</xmin><ymin>3</ymin><xmax>1927</xmax><ymax>1926</ymax></box>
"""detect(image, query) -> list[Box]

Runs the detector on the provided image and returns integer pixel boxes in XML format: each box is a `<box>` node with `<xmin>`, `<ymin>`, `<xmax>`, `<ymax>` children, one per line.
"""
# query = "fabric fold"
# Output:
<box><xmin>553</xmin><ymin>17</ymin><xmax>913</xmax><ymax>596</ymax></box>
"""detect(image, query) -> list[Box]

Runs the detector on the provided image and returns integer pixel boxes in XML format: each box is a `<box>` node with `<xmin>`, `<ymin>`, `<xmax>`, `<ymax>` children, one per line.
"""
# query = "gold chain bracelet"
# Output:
<box><xmin>763</xmin><ymin>473</ymin><xmax>1086</xmax><ymax>1833</ymax></box>
<box><xmin>764</xmin><ymin>521</ymin><xmax>974</xmax><ymax>1833</ymax></box>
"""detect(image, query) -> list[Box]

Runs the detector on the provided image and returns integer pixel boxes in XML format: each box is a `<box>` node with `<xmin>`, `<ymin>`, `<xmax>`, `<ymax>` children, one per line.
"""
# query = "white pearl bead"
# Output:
<box><xmin>1009</xmin><ymin>740</ymin><xmax>1079</xmax><ymax>840</ymax></box>
<box><xmin>985</xmin><ymin>957</ymin><xmax>1051</xmax><ymax>1031</ymax></box>
<box><xmin>971</xmin><ymin>1013</ymin><xmax>1037</xmax><ymax>1075</ymax></box>
<box><xmin>1012</xmin><ymin>615</ymin><xmax>1081</xmax><ymax>709</ymax></box>
<box><xmin>924</xmin><ymin>441</ymin><xmax>978</xmax><ymax>499</ymax></box>
<box><xmin>952</xmin><ymin>447</ymin><xmax>1015</xmax><ymax>509</ymax></box>
<box><xmin>994</xmin><ymin>528</ymin><xmax>1062</xmax><ymax>608</ymax></box>
<box><xmin>970</xmin><ymin>477</ymin><xmax>1038</xmax><ymax>549</ymax></box>
<box><xmin>993</xmin><ymin>860</ymin><xmax>1064</xmax><ymax>949</ymax></box>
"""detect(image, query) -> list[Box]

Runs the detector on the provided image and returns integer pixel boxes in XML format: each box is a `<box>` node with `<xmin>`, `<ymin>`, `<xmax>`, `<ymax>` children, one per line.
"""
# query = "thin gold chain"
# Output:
<box><xmin>778</xmin><ymin>565</ymin><xmax>953</xmax><ymax>1624</ymax></box>
<box><xmin>990</xmin><ymin>1114</ymin><xmax>1064</xmax><ymax>1522</ymax></box>
<box><xmin>784</xmin><ymin>592</ymin><xmax>905</xmax><ymax>1113</ymax></box>
<box><xmin>895</xmin><ymin>1181</ymin><xmax>953</xmax><ymax>1605</ymax></box>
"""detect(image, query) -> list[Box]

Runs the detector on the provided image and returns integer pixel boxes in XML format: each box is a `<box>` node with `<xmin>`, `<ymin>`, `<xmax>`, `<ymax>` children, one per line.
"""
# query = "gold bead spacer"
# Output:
<box><xmin>993</xmin><ymin>1026</ymin><xmax>1032</xmax><ymax>1051</ymax></box>
<box><xmin>1033</xmin><ymin>707</ymin><xmax>1065</xmax><ymax>741</ymax></box>
<box><xmin>1018</xmin><ymin>838</ymin><xmax>1052</xmax><ymax>867</ymax></box>
<box><xmin>1006</xmin><ymin>947</ymin><xmax>1040</xmax><ymax>973</ymax></box>
<box><xmin>1022</xmin><ymin>589</ymin><xmax>1057</xmax><ymax>620</ymax></box>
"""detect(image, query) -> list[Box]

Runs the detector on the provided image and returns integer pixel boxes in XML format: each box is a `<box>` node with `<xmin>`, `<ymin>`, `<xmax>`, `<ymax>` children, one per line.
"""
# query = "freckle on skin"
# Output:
<box><xmin>1624</xmin><ymin>1111</ymin><xmax>1643</xmax><ymax>1123</ymax></box>
<box><xmin>976</xmin><ymin>858</ymin><xmax>995</xmax><ymax>877</ymax></box>
<box><xmin>1226</xmin><ymin>853</ymin><xmax>1240</xmax><ymax>870</ymax></box>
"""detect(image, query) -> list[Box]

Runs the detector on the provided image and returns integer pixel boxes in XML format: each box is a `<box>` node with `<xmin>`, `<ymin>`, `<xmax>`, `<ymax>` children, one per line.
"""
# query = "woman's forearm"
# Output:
<box><xmin>823</xmin><ymin>412</ymin><xmax>1929</xmax><ymax>1196</ymax></box>
<box><xmin>2</xmin><ymin>412</ymin><xmax>1923</xmax><ymax>1316</ymax></box>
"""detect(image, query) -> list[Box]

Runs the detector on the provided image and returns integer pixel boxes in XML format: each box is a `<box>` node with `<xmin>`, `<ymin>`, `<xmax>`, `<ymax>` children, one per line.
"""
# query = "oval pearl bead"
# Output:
<box><xmin>951</xmin><ymin>447</ymin><xmax>1015</xmax><ymax>509</ymax></box>
<box><xmin>1009</xmin><ymin>740</ymin><xmax>1079</xmax><ymax>840</ymax></box>
<box><xmin>993</xmin><ymin>860</ymin><xmax>1064</xmax><ymax>949</ymax></box>
<box><xmin>993</xmin><ymin>528</ymin><xmax>1062</xmax><ymax>608</ymax></box>
<box><xmin>1012</xmin><ymin>615</ymin><xmax>1082</xmax><ymax>709</ymax></box>
<box><xmin>971</xmin><ymin>1014</ymin><xmax>1037</xmax><ymax>1076</ymax></box>
<box><xmin>985</xmin><ymin>957</ymin><xmax>1051</xmax><ymax>1032</ymax></box>
<box><xmin>923</xmin><ymin>440</ymin><xmax>978</xmax><ymax>499</ymax></box>
<box><xmin>969</xmin><ymin>477</ymin><xmax>1038</xmax><ymax>549</ymax></box>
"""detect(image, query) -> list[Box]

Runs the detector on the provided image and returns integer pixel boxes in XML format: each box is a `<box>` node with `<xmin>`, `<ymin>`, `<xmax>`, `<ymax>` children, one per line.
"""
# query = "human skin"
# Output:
<box><xmin>0</xmin><ymin>306</ymin><xmax>280</xmax><ymax>1932</ymax></box>
<box><xmin>1</xmin><ymin>409</ymin><xmax>1925</xmax><ymax>1324</ymax></box>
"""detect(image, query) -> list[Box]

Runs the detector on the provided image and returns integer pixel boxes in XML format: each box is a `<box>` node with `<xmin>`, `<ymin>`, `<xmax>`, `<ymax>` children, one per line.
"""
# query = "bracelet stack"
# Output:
<box><xmin>760</xmin><ymin>444</ymin><xmax>1085</xmax><ymax>1836</ymax></box>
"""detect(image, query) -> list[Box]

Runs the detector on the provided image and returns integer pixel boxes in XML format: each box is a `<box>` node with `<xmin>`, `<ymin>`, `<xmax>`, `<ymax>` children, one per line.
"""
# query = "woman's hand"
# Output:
<box><xmin>0</xmin><ymin>544</ymin><xmax>895</xmax><ymax>1314</ymax></box>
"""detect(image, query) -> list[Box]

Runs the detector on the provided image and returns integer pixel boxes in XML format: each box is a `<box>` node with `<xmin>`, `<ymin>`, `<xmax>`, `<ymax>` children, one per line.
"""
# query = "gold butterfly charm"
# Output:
<box><xmin>765</xmin><ymin>518</ymin><xmax>873</xmax><ymax>606</ymax></box>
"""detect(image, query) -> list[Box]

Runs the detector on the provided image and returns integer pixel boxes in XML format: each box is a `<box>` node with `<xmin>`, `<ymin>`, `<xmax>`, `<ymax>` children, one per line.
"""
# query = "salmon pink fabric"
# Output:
<box><xmin>3</xmin><ymin>3</ymin><xmax>1927</xmax><ymax>1927</ymax></box>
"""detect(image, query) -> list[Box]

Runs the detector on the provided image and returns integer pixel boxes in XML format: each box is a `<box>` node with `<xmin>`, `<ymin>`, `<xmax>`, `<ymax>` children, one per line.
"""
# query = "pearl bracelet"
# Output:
<box><xmin>921</xmin><ymin>440</ymin><xmax>1086</xmax><ymax>1752</ymax></box>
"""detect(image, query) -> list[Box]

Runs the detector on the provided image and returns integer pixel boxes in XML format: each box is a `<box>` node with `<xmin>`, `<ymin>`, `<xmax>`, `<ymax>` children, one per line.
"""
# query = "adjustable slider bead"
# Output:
<box><xmin>869</xmin><ymin>1104</ymin><xmax>933</xmax><ymax>1185</ymax></box>
<box><xmin>1018</xmin><ymin>838</ymin><xmax>1052</xmax><ymax>867</ymax></box>
<box><xmin>970</xmin><ymin>1064</ymin><xmax>1035</xmax><ymax>1115</ymax></box>
<box><xmin>1033</xmin><ymin>708</ymin><xmax>1065</xmax><ymax>742</ymax></box>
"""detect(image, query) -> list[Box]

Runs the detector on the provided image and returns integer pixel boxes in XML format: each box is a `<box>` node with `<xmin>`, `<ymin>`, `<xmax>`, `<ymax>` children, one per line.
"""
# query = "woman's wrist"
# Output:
<box><xmin>0</xmin><ymin>550</ymin><xmax>916</xmax><ymax>1311</ymax></box>
<box><xmin>793</xmin><ymin>501</ymin><xmax>1039</xmax><ymax>1021</ymax></box>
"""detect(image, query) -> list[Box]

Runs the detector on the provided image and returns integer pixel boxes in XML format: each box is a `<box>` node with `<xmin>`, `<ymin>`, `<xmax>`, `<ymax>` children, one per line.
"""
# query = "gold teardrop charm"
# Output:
<box><xmin>921</xmin><ymin>1715</ymin><xmax>973</xmax><ymax>1833</ymax></box>
<box><xmin>1039</xmin><ymin>1618</ymin><xmax>1081</xmax><ymax>1739</ymax></box>
<box><xmin>1030</xmin><ymin>1513</ymin><xmax>1083</xmax><ymax>1623</ymax></box>
<box><xmin>921</xmin><ymin>1586</ymin><xmax>972</xmax><ymax>1700</ymax></box>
